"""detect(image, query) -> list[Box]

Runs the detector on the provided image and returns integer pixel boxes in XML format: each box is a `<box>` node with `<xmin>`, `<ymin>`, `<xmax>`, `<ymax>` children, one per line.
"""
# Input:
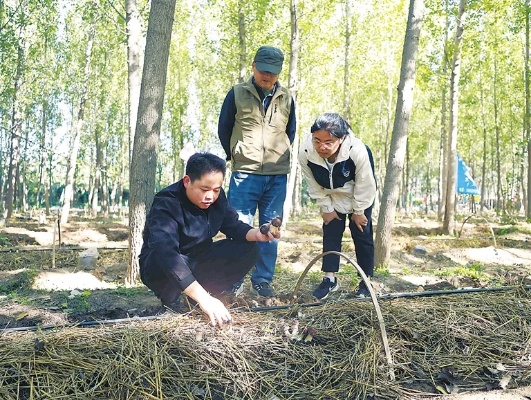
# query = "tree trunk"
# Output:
<box><xmin>61</xmin><ymin>26</ymin><xmax>95</xmax><ymax>225</ymax></box>
<box><xmin>44</xmin><ymin>173</ymin><xmax>50</xmax><ymax>215</ymax></box>
<box><xmin>237</xmin><ymin>0</ymin><xmax>246</xmax><ymax>83</ymax></box>
<box><xmin>375</xmin><ymin>0</ymin><xmax>425</xmax><ymax>267</ymax></box>
<box><xmin>438</xmin><ymin>0</ymin><xmax>450</xmax><ymax>222</ymax></box>
<box><xmin>293</xmin><ymin>168</ymin><xmax>302</xmax><ymax>216</ymax></box>
<box><xmin>425</xmin><ymin>139</ymin><xmax>432</xmax><ymax>213</ymax></box>
<box><xmin>87</xmin><ymin>148</ymin><xmax>95</xmax><ymax>210</ymax></box>
<box><xmin>0</xmin><ymin>145</ymin><xmax>4</xmax><ymax>216</ymax></box>
<box><xmin>6</xmin><ymin>43</ymin><xmax>24</xmax><ymax>219</ymax></box>
<box><xmin>19</xmin><ymin>130</ymin><xmax>29</xmax><ymax>212</ymax></box>
<box><xmin>480</xmin><ymin>83</ymin><xmax>487</xmax><ymax>213</ymax></box>
<box><xmin>521</xmin><ymin>126</ymin><xmax>528</xmax><ymax>216</ymax></box>
<box><xmin>525</xmin><ymin>0</ymin><xmax>531</xmax><ymax>219</ymax></box>
<box><xmin>384</xmin><ymin>74</ymin><xmax>393</xmax><ymax>180</ymax></box>
<box><xmin>127</xmin><ymin>0</ymin><xmax>177</xmax><ymax>286</ymax></box>
<box><xmin>282</xmin><ymin>0</ymin><xmax>300</xmax><ymax>224</ymax></box>
<box><xmin>493</xmin><ymin>57</ymin><xmax>503</xmax><ymax>215</ymax></box>
<box><xmin>126</xmin><ymin>0</ymin><xmax>144</xmax><ymax>164</ymax></box>
<box><xmin>443</xmin><ymin>0</ymin><xmax>466</xmax><ymax>235</ymax></box>
<box><xmin>102</xmin><ymin>156</ymin><xmax>109</xmax><ymax>217</ymax></box>
<box><xmin>438</xmin><ymin>130</ymin><xmax>447</xmax><ymax>220</ymax></box>
<box><xmin>36</xmin><ymin>101</ymin><xmax>47</xmax><ymax>208</ymax></box>
<box><xmin>119</xmin><ymin>141</ymin><xmax>126</xmax><ymax>218</ymax></box>
<box><xmin>45</xmin><ymin>149</ymin><xmax>52</xmax><ymax>215</ymax></box>
<box><xmin>405</xmin><ymin>140</ymin><xmax>410</xmax><ymax>214</ymax></box>
<box><xmin>343</xmin><ymin>0</ymin><xmax>352</xmax><ymax>121</ymax></box>
<box><xmin>92</xmin><ymin>132</ymin><xmax>103</xmax><ymax>217</ymax></box>
<box><xmin>477</xmin><ymin>60</ymin><xmax>489</xmax><ymax>213</ymax></box>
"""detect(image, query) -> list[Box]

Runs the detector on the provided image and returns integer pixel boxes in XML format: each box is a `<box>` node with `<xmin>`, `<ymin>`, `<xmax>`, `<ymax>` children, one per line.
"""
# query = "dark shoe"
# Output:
<box><xmin>250</xmin><ymin>282</ymin><xmax>275</xmax><ymax>297</ymax></box>
<box><xmin>354</xmin><ymin>287</ymin><xmax>370</xmax><ymax>297</ymax></box>
<box><xmin>354</xmin><ymin>282</ymin><xmax>371</xmax><ymax>297</ymax></box>
<box><xmin>157</xmin><ymin>301</ymin><xmax>181</xmax><ymax>314</ymax></box>
<box><xmin>221</xmin><ymin>283</ymin><xmax>243</xmax><ymax>297</ymax></box>
<box><xmin>313</xmin><ymin>277</ymin><xmax>339</xmax><ymax>300</ymax></box>
<box><xmin>184</xmin><ymin>296</ymin><xmax>199</xmax><ymax>308</ymax></box>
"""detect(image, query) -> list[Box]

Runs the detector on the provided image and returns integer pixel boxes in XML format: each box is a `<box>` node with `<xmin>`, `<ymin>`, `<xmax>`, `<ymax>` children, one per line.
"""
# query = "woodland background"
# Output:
<box><xmin>1</xmin><ymin>0</ymin><xmax>530</xmax><ymax>281</ymax></box>
<box><xmin>3</xmin><ymin>2</ymin><xmax>531</xmax><ymax>397</ymax></box>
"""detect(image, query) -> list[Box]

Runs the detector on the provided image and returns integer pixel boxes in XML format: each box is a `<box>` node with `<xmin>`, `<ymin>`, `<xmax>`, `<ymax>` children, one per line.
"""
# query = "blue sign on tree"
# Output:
<box><xmin>456</xmin><ymin>154</ymin><xmax>479</xmax><ymax>195</ymax></box>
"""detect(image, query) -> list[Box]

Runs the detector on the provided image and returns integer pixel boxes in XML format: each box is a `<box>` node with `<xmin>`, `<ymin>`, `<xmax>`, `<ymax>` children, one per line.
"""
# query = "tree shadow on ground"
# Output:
<box><xmin>0</xmin><ymin>233</ymin><xmax>40</xmax><ymax>247</ymax></box>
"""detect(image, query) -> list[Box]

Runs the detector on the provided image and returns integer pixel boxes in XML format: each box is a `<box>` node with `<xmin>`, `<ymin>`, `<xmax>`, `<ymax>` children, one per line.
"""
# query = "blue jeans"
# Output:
<box><xmin>228</xmin><ymin>172</ymin><xmax>287</xmax><ymax>285</ymax></box>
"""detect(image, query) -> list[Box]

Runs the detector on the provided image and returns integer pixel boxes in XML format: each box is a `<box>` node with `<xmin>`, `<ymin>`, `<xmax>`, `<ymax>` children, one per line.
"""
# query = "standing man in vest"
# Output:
<box><xmin>218</xmin><ymin>46</ymin><xmax>296</xmax><ymax>297</ymax></box>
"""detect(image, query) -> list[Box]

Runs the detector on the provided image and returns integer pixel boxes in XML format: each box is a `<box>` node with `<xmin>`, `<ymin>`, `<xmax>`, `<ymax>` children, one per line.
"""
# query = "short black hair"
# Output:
<box><xmin>310</xmin><ymin>113</ymin><xmax>352</xmax><ymax>139</ymax></box>
<box><xmin>185</xmin><ymin>152</ymin><xmax>226</xmax><ymax>182</ymax></box>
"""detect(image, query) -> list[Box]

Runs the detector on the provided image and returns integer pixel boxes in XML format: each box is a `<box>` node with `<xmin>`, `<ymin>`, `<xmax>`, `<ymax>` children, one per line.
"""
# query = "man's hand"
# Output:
<box><xmin>322</xmin><ymin>210</ymin><xmax>341</xmax><ymax>225</ymax></box>
<box><xmin>351</xmin><ymin>213</ymin><xmax>368</xmax><ymax>232</ymax></box>
<box><xmin>198</xmin><ymin>295</ymin><xmax>232</xmax><ymax>327</ymax></box>
<box><xmin>183</xmin><ymin>281</ymin><xmax>232</xmax><ymax>328</ymax></box>
<box><xmin>247</xmin><ymin>227</ymin><xmax>280</xmax><ymax>242</ymax></box>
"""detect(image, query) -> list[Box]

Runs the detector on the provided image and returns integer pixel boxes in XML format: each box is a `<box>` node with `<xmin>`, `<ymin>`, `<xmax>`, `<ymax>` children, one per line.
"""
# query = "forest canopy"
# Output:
<box><xmin>0</xmin><ymin>0</ymin><xmax>528</xmax><ymax>218</ymax></box>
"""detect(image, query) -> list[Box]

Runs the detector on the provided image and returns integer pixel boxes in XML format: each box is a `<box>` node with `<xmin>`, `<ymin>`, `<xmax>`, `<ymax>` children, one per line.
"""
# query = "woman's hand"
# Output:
<box><xmin>351</xmin><ymin>213</ymin><xmax>368</xmax><ymax>232</ymax></box>
<box><xmin>322</xmin><ymin>210</ymin><xmax>340</xmax><ymax>225</ymax></box>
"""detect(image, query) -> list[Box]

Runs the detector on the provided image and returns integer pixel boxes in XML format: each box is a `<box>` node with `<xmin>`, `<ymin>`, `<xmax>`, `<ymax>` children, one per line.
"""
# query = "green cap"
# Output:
<box><xmin>254</xmin><ymin>46</ymin><xmax>284</xmax><ymax>75</ymax></box>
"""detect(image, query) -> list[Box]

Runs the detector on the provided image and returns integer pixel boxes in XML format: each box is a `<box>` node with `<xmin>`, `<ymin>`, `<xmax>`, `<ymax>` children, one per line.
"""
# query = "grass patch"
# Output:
<box><xmin>58</xmin><ymin>290</ymin><xmax>92</xmax><ymax>315</ymax></box>
<box><xmin>434</xmin><ymin>262</ymin><xmax>486</xmax><ymax>281</ymax></box>
<box><xmin>306</xmin><ymin>269</ymin><xmax>323</xmax><ymax>283</ymax></box>
<box><xmin>496</xmin><ymin>225</ymin><xmax>520</xmax><ymax>236</ymax></box>
<box><xmin>495</xmin><ymin>224</ymin><xmax>531</xmax><ymax>236</ymax></box>
<box><xmin>0</xmin><ymin>269</ymin><xmax>39</xmax><ymax>294</ymax></box>
<box><xmin>113</xmin><ymin>287</ymin><xmax>148</xmax><ymax>297</ymax></box>
<box><xmin>375</xmin><ymin>263</ymin><xmax>390</xmax><ymax>277</ymax></box>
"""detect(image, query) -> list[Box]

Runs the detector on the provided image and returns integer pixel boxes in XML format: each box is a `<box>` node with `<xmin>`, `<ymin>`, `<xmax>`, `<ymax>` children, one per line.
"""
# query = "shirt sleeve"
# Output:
<box><xmin>144</xmin><ymin>198</ymin><xmax>196</xmax><ymax>290</ymax></box>
<box><xmin>285</xmin><ymin>98</ymin><xmax>296</xmax><ymax>144</ymax></box>
<box><xmin>218</xmin><ymin>88</ymin><xmax>236</xmax><ymax>161</ymax></box>
<box><xmin>350</xmin><ymin>143</ymin><xmax>377</xmax><ymax>212</ymax></box>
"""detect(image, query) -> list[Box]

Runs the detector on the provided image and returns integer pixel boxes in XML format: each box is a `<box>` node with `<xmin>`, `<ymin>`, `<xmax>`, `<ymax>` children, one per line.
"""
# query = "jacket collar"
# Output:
<box><xmin>244</xmin><ymin>77</ymin><xmax>281</xmax><ymax>101</ymax></box>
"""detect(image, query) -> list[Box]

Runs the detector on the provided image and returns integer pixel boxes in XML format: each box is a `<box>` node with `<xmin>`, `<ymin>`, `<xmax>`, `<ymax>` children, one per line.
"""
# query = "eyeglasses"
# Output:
<box><xmin>312</xmin><ymin>138</ymin><xmax>341</xmax><ymax>149</ymax></box>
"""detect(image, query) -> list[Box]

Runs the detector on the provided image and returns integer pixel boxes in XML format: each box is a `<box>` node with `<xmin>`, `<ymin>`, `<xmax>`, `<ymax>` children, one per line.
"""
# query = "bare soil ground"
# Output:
<box><xmin>1</xmin><ymin>214</ymin><xmax>531</xmax><ymax>329</ymax></box>
<box><xmin>1</xmin><ymin>213</ymin><xmax>531</xmax><ymax>399</ymax></box>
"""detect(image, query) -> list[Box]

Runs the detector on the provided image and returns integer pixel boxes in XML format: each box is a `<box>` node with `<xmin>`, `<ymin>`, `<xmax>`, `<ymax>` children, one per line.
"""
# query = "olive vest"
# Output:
<box><xmin>230</xmin><ymin>78</ymin><xmax>293</xmax><ymax>175</ymax></box>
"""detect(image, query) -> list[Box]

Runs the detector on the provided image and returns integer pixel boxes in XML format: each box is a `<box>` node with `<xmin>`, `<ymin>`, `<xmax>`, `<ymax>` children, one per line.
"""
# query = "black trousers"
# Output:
<box><xmin>321</xmin><ymin>206</ymin><xmax>374</xmax><ymax>278</ymax></box>
<box><xmin>142</xmin><ymin>239</ymin><xmax>259</xmax><ymax>306</ymax></box>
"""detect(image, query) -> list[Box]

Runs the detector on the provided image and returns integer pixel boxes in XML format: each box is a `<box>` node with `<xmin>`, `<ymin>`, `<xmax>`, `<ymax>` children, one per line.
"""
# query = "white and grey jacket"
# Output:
<box><xmin>298</xmin><ymin>132</ymin><xmax>376</xmax><ymax>215</ymax></box>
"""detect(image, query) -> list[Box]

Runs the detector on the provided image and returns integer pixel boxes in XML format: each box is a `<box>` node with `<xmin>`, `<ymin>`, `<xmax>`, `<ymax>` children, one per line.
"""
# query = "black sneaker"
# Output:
<box><xmin>157</xmin><ymin>301</ymin><xmax>181</xmax><ymax>314</ymax></box>
<box><xmin>313</xmin><ymin>277</ymin><xmax>339</xmax><ymax>300</ymax></box>
<box><xmin>354</xmin><ymin>287</ymin><xmax>370</xmax><ymax>297</ymax></box>
<box><xmin>250</xmin><ymin>282</ymin><xmax>275</xmax><ymax>297</ymax></box>
<box><xmin>222</xmin><ymin>283</ymin><xmax>244</xmax><ymax>297</ymax></box>
<box><xmin>354</xmin><ymin>282</ymin><xmax>371</xmax><ymax>297</ymax></box>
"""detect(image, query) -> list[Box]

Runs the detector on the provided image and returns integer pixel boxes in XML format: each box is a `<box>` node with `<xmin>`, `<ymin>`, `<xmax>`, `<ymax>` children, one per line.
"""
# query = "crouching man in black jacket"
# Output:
<box><xmin>139</xmin><ymin>152</ymin><xmax>279</xmax><ymax>327</ymax></box>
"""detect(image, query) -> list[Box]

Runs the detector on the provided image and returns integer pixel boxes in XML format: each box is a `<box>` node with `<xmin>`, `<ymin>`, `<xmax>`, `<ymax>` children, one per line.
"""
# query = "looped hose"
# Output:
<box><xmin>292</xmin><ymin>251</ymin><xmax>395</xmax><ymax>380</ymax></box>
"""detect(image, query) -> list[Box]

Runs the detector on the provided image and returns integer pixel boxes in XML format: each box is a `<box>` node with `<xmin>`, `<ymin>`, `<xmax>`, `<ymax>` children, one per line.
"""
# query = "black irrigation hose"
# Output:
<box><xmin>375</xmin><ymin>284</ymin><xmax>531</xmax><ymax>300</ymax></box>
<box><xmin>3</xmin><ymin>284</ymin><xmax>529</xmax><ymax>334</ymax></box>
<box><xmin>0</xmin><ymin>315</ymin><xmax>165</xmax><ymax>333</ymax></box>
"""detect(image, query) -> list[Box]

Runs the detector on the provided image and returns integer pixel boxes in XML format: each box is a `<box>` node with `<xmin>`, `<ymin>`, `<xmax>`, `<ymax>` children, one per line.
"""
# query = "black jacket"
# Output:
<box><xmin>139</xmin><ymin>180</ymin><xmax>253</xmax><ymax>291</ymax></box>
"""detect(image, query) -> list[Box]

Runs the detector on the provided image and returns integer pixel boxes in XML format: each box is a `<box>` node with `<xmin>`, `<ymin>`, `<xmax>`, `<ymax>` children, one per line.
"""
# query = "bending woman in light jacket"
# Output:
<box><xmin>298</xmin><ymin>113</ymin><xmax>377</xmax><ymax>299</ymax></box>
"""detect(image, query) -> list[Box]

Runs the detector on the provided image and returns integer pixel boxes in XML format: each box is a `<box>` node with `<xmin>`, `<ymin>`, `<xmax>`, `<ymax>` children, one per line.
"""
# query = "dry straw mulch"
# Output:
<box><xmin>1</xmin><ymin>289</ymin><xmax>531</xmax><ymax>399</ymax></box>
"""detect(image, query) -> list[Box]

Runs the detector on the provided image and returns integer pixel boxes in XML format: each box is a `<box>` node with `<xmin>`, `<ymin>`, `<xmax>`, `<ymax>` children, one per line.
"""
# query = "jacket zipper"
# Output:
<box><xmin>200</xmin><ymin>209</ymin><xmax>211</xmax><ymax>236</ymax></box>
